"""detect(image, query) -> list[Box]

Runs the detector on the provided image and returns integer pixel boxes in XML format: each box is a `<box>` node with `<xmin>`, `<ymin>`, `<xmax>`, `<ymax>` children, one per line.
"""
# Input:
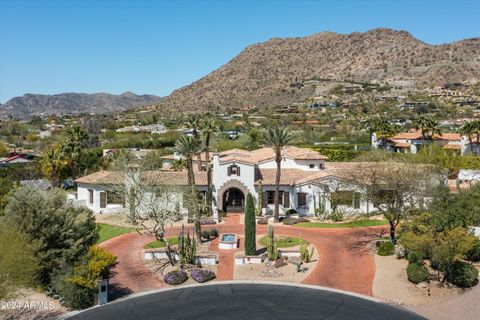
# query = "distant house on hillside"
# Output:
<box><xmin>0</xmin><ymin>152</ymin><xmax>35</xmax><ymax>166</ymax></box>
<box><xmin>371</xmin><ymin>129</ymin><xmax>479</xmax><ymax>156</ymax></box>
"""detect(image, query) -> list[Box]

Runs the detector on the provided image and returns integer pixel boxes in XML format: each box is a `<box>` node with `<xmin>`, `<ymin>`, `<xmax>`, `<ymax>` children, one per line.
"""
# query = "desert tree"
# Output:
<box><xmin>265</xmin><ymin>126</ymin><xmax>292</xmax><ymax>222</ymax></box>
<box><xmin>108</xmin><ymin>152</ymin><xmax>185</xmax><ymax>266</ymax></box>
<box><xmin>0</xmin><ymin>227</ymin><xmax>39</xmax><ymax>300</ymax></box>
<box><xmin>351</xmin><ymin>161</ymin><xmax>443</xmax><ymax>244</ymax></box>
<box><xmin>2</xmin><ymin>186</ymin><xmax>98</xmax><ymax>284</ymax></box>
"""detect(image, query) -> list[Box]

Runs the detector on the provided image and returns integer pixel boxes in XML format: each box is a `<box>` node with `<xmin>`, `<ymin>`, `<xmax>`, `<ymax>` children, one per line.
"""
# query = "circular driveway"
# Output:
<box><xmin>67</xmin><ymin>283</ymin><xmax>425</xmax><ymax>320</ymax></box>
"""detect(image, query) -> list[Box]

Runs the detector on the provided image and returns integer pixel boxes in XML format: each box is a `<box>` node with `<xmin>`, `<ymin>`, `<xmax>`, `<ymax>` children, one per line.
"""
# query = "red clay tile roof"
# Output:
<box><xmin>75</xmin><ymin>170</ymin><xmax>208</xmax><ymax>186</ymax></box>
<box><xmin>219</xmin><ymin>146</ymin><xmax>327</xmax><ymax>165</ymax></box>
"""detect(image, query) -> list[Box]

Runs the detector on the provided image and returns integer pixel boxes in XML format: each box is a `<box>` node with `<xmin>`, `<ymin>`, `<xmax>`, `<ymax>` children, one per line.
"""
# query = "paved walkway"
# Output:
<box><xmin>208</xmin><ymin>214</ymin><xmax>244</xmax><ymax>281</ymax></box>
<box><xmin>100</xmin><ymin>214</ymin><xmax>384</xmax><ymax>299</ymax></box>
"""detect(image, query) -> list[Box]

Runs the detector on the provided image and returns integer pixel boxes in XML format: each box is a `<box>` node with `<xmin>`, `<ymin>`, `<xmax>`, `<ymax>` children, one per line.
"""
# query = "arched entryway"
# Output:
<box><xmin>222</xmin><ymin>187</ymin><xmax>245</xmax><ymax>213</ymax></box>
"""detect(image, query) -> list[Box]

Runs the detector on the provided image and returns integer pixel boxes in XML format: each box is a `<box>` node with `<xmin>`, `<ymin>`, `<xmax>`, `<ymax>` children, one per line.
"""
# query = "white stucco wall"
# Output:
<box><xmin>212</xmin><ymin>155</ymin><xmax>258</xmax><ymax>204</ymax></box>
<box><xmin>258</xmin><ymin>158</ymin><xmax>325</xmax><ymax>170</ymax></box>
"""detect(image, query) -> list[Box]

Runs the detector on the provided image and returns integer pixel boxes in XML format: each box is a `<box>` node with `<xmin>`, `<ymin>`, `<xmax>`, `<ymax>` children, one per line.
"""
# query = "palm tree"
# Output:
<box><xmin>460</xmin><ymin>120</ymin><xmax>480</xmax><ymax>156</ymax></box>
<box><xmin>413</xmin><ymin>116</ymin><xmax>441</xmax><ymax>153</ymax></box>
<box><xmin>265</xmin><ymin>126</ymin><xmax>292</xmax><ymax>222</ymax></box>
<box><xmin>201</xmin><ymin>118</ymin><xmax>219</xmax><ymax>214</ymax></box>
<box><xmin>186</xmin><ymin>115</ymin><xmax>202</xmax><ymax>171</ymax></box>
<box><xmin>175</xmin><ymin>135</ymin><xmax>202</xmax><ymax>241</ymax></box>
<box><xmin>62</xmin><ymin>125</ymin><xmax>88</xmax><ymax>178</ymax></box>
<box><xmin>366</xmin><ymin>117</ymin><xmax>398</xmax><ymax>148</ymax></box>
<box><xmin>40</xmin><ymin>146</ymin><xmax>68</xmax><ymax>187</ymax></box>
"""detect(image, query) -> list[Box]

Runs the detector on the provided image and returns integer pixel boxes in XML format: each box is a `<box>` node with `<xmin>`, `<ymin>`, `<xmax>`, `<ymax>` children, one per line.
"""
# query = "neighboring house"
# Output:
<box><xmin>103</xmin><ymin>148</ymin><xmax>158</xmax><ymax>159</ymax></box>
<box><xmin>0</xmin><ymin>153</ymin><xmax>35</xmax><ymax>166</ymax></box>
<box><xmin>20</xmin><ymin>179</ymin><xmax>52</xmax><ymax>190</ymax></box>
<box><xmin>115</xmin><ymin>123</ymin><xmax>166</xmax><ymax>134</ymax></box>
<box><xmin>75</xmin><ymin>146</ymin><xmax>442</xmax><ymax>217</ymax></box>
<box><xmin>39</xmin><ymin>130</ymin><xmax>52</xmax><ymax>139</ymax></box>
<box><xmin>372</xmin><ymin>129</ymin><xmax>478</xmax><ymax>156</ymax></box>
<box><xmin>457</xmin><ymin>169</ymin><xmax>480</xmax><ymax>189</ymax></box>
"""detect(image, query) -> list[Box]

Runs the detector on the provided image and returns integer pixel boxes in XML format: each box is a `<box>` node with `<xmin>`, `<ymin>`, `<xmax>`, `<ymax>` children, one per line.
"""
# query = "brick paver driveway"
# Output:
<box><xmin>100</xmin><ymin>214</ymin><xmax>386</xmax><ymax>299</ymax></box>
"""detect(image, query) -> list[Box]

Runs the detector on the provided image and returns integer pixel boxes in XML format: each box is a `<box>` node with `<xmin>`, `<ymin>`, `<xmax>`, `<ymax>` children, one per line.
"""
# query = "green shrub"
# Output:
<box><xmin>285</xmin><ymin>209</ymin><xmax>297</xmax><ymax>215</ymax></box>
<box><xmin>467</xmin><ymin>239</ymin><xmax>480</xmax><ymax>262</ymax></box>
<box><xmin>244</xmin><ymin>193</ymin><xmax>256</xmax><ymax>256</ymax></box>
<box><xmin>201</xmin><ymin>230</ymin><xmax>211</xmax><ymax>241</ymax></box>
<box><xmin>407</xmin><ymin>251</ymin><xmax>424</xmax><ymax>265</ymax></box>
<box><xmin>377</xmin><ymin>241</ymin><xmax>395</xmax><ymax>256</ymax></box>
<box><xmin>447</xmin><ymin>261</ymin><xmax>479</xmax><ymax>288</ymax></box>
<box><xmin>329</xmin><ymin>211</ymin><xmax>344</xmax><ymax>222</ymax></box>
<box><xmin>51</xmin><ymin>269</ymin><xmax>96</xmax><ymax>309</ymax></box>
<box><xmin>209</xmin><ymin>228</ymin><xmax>218</xmax><ymax>238</ymax></box>
<box><xmin>407</xmin><ymin>263</ymin><xmax>429</xmax><ymax>284</ymax></box>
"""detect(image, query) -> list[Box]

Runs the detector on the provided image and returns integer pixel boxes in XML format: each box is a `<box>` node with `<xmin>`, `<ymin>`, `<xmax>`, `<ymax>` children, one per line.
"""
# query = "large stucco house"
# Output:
<box><xmin>74</xmin><ymin>146</ymin><xmax>440</xmax><ymax>218</ymax></box>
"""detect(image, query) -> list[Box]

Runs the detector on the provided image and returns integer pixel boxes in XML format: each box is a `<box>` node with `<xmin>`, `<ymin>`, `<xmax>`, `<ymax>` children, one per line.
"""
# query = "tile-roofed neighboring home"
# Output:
<box><xmin>282</xmin><ymin>146</ymin><xmax>328</xmax><ymax>160</ymax></box>
<box><xmin>75</xmin><ymin>170</ymin><xmax>124</xmax><ymax>184</ymax></box>
<box><xmin>162</xmin><ymin>151</ymin><xmax>213</xmax><ymax>162</ymax></box>
<box><xmin>434</xmin><ymin>133</ymin><xmax>461</xmax><ymax>141</ymax></box>
<box><xmin>391</xmin><ymin>130</ymin><xmax>424</xmax><ymax>140</ymax></box>
<box><xmin>74</xmin><ymin>170</ymin><xmax>208</xmax><ymax>186</ymax></box>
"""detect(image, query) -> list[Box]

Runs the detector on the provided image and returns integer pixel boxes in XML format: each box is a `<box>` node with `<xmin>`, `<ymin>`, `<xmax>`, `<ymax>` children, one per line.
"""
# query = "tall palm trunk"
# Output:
<box><xmin>186</xmin><ymin>156</ymin><xmax>201</xmax><ymax>241</ymax></box>
<box><xmin>196</xmin><ymin>153</ymin><xmax>202</xmax><ymax>171</ymax></box>
<box><xmin>477</xmin><ymin>132</ymin><xmax>480</xmax><ymax>156</ymax></box>
<box><xmin>274</xmin><ymin>154</ymin><xmax>281</xmax><ymax>222</ymax></box>
<box><xmin>205</xmin><ymin>134</ymin><xmax>212</xmax><ymax>214</ymax></box>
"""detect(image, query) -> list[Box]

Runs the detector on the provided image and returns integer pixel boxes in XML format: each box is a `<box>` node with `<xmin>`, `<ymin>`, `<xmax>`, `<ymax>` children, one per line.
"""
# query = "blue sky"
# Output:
<box><xmin>0</xmin><ymin>0</ymin><xmax>479</xmax><ymax>103</ymax></box>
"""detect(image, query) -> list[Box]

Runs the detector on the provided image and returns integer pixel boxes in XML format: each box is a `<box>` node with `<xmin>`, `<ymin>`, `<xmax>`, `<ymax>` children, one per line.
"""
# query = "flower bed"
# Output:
<box><xmin>191</xmin><ymin>268</ymin><xmax>216</xmax><ymax>283</ymax></box>
<box><xmin>164</xmin><ymin>270</ymin><xmax>188</xmax><ymax>285</ymax></box>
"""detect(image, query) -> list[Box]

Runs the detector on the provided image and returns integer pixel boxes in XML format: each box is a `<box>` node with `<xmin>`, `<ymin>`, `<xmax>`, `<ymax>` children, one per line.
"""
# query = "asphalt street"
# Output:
<box><xmin>67</xmin><ymin>283</ymin><xmax>426</xmax><ymax>320</ymax></box>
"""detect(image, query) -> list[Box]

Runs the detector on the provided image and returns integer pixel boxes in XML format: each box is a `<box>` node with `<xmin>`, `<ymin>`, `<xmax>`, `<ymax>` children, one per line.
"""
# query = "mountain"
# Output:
<box><xmin>157</xmin><ymin>28</ymin><xmax>480</xmax><ymax>112</ymax></box>
<box><xmin>0</xmin><ymin>92</ymin><xmax>162</xmax><ymax>118</ymax></box>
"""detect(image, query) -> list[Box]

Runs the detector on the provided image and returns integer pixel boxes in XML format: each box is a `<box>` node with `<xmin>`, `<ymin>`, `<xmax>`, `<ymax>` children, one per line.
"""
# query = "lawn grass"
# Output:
<box><xmin>143</xmin><ymin>237</ymin><xmax>178</xmax><ymax>249</ymax></box>
<box><xmin>259</xmin><ymin>235</ymin><xmax>307</xmax><ymax>248</ymax></box>
<box><xmin>97</xmin><ymin>223</ymin><xmax>135</xmax><ymax>243</ymax></box>
<box><xmin>295</xmin><ymin>219</ymin><xmax>389</xmax><ymax>228</ymax></box>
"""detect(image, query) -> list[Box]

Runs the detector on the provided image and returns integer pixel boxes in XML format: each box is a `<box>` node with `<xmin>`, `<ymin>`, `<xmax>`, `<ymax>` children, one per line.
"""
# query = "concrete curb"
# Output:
<box><xmin>60</xmin><ymin>280</ymin><xmax>382</xmax><ymax>319</ymax></box>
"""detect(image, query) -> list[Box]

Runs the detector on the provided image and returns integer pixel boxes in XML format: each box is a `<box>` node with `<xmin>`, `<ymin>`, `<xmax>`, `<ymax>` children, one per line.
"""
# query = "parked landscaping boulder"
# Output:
<box><xmin>164</xmin><ymin>270</ymin><xmax>188</xmax><ymax>285</ymax></box>
<box><xmin>191</xmin><ymin>268</ymin><xmax>216</xmax><ymax>283</ymax></box>
<box><xmin>257</xmin><ymin>218</ymin><xmax>269</xmax><ymax>225</ymax></box>
<box><xmin>199</xmin><ymin>218</ymin><xmax>216</xmax><ymax>225</ymax></box>
<box><xmin>282</xmin><ymin>217</ymin><xmax>310</xmax><ymax>225</ymax></box>
<box><xmin>407</xmin><ymin>263</ymin><xmax>429</xmax><ymax>284</ymax></box>
<box><xmin>395</xmin><ymin>244</ymin><xmax>406</xmax><ymax>259</ymax></box>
